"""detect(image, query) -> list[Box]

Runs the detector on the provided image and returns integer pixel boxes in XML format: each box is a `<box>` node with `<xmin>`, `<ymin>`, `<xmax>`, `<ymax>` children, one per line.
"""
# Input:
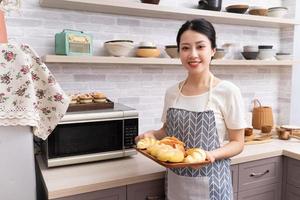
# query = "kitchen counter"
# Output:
<box><xmin>37</xmin><ymin>138</ymin><xmax>300</xmax><ymax>199</ymax></box>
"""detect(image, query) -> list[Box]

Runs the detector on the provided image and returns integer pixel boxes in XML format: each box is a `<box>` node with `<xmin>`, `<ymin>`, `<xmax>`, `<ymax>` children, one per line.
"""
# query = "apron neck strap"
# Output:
<box><xmin>174</xmin><ymin>73</ymin><xmax>214</xmax><ymax>109</ymax></box>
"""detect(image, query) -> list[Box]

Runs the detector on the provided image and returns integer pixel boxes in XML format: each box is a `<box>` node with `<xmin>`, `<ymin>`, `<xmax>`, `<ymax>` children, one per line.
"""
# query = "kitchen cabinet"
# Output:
<box><xmin>52</xmin><ymin>186</ymin><xmax>126</xmax><ymax>200</ymax></box>
<box><xmin>127</xmin><ymin>179</ymin><xmax>164</xmax><ymax>200</ymax></box>
<box><xmin>283</xmin><ymin>157</ymin><xmax>300</xmax><ymax>200</ymax></box>
<box><xmin>238</xmin><ymin>183</ymin><xmax>281</xmax><ymax>200</ymax></box>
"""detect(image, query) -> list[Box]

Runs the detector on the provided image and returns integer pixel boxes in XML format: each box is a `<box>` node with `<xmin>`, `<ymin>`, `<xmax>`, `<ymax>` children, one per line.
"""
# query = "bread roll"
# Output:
<box><xmin>184</xmin><ymin>148</ymin><xmax>206</xmax><ymax>163</ymax></box>
<box><xmin>136</xmin><ymin>137</ymin><xmax>158</xmax><ymax>149</ymax></box>
<box><xmin>156</xmin><ymin>146</ymin><xmax>184</xmax><ymax>163</ymax></box>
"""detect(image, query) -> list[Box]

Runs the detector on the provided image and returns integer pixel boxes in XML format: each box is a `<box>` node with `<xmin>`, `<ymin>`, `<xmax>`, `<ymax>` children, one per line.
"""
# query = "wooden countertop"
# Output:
<box><xmin>37</xmin><ymin>138</ymin><xmax>300</xmax><ymax>199</ymax></box>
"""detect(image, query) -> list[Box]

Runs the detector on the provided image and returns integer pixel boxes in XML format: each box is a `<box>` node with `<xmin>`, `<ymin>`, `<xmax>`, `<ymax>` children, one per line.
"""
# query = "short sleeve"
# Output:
<box><xmin>161</xmin><ymin>84</ymin><xmax>178</xmax><ymax>123</ymax></box>
<box><xmin>222</xmin><ymin>84</ymin><xmax>247</xmax><ymax>130</ymax></box>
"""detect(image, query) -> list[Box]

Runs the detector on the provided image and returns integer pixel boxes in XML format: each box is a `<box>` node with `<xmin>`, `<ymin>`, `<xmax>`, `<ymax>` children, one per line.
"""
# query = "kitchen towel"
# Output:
<box><xmin>0</xmin><ymin>43</ymin><xmax>70</xmax><ymax>139</ymax></box>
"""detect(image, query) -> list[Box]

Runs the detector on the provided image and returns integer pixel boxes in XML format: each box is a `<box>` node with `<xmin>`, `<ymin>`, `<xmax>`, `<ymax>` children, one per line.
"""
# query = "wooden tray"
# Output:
<box><xmin>67</xmin><ymin>99</ymin><xmax>114</xmax><ymax>112</ymax></box>
<box><xmin>135</xmin><ymin>148</ymin><xmax>210</xmax><ymax>168</ymax></box>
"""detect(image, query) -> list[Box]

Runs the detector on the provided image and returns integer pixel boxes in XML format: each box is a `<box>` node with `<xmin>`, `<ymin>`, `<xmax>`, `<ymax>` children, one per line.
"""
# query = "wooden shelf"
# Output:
<box><xmin>42</xmin><ymin>55</ymin><xmax>296</xmax><ymax>66</ymax></box>
<box><xmin>39</xmin><ymin>0</ymin><xmax>300</xmax><ymax>28</ymax></box>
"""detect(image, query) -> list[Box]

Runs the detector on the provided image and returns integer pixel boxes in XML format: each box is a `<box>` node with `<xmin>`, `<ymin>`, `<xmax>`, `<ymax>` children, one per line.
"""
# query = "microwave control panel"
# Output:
<box><xmin>124</xmin><ymin>118</ymin><xmax>138</xmax><ymax>148</ymax></box>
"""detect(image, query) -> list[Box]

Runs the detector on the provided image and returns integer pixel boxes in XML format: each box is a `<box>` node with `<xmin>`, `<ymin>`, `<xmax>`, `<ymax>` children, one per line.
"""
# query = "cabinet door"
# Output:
<box><xmin>238</xmin><ymin>183</ymin><xmax>281</xmax><ymax>200</ymax></box>
<box><xmin>238</xmin><ymin>156</ymin><xmax>282</xmax><ymax>191</ymax></box>
<box><xmin>127</xmin><ymin>179</ymin><xmax>165</xmax><ymax>200</ymax></box>
<box><xmin>54</xmin><ymin>186</ymin><xmax>126</xmax><ymax>200</ymax></box>
<box><xmin>231</xmin><ymin>164</ymin><xmax>238</xmax><ymax>193</ymax></box>
<box><xmin>285</xmin><ymin>184</ymin><xmax>300</xmax><ymax>200</ymax></box>
<box><xmin>286</xmin><ymin>157</ymin><xmax>300</xmax><ymax>188</ymax></box>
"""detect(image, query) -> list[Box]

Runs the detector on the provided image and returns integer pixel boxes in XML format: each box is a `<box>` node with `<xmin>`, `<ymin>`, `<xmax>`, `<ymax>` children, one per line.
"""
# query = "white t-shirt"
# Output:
<box><xmin>161</xmin><ymin>80</ymin><xmax>247</xmax><ymax>144</ymax></box>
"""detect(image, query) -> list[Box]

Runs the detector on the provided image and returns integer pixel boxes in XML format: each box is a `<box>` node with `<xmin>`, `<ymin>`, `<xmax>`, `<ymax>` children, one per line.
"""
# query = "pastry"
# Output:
<box><xmin>183</xmin><ymin>148</ymin><xmax>206</xmax><ymax>163</ymax></box>
<box><xmin>159</xmin><ymin>136</ymin><xmax>185</xmax><ymax>154</ymax></box>
<box><xmin>91</xmin><ymin>92</ymin><xmax>107</xmax><ymax>103</ymax></box>
<box><xmin>69</xmin><ymin>94</ymin><xmax>79</xmax><ymax>104</ymax></box>
<box><xmin>136</xmin><ymin>137</ymin><xmax>158</xmax><ymax>149</ymax></box>
<box><xmin>156</xmin><ymin>145</ymin><xmax>184</xmax><ymax>163</ymax></box>
<box><xmin>79</xmin><ymin>94</ymin><xmax>93</xmax><ymax>104</ymax></box>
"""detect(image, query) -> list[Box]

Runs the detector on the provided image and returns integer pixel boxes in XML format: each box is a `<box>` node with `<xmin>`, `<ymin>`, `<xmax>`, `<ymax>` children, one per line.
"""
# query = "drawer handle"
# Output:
<box><xmin>146</xmin><ymin>195</ymin><xmax>165</xmax><ymax>200</ymax></box>
<box><xmin>250</xmin><ymin>170</ymin><xmax>270</xmax><ymax>178</ymax></box>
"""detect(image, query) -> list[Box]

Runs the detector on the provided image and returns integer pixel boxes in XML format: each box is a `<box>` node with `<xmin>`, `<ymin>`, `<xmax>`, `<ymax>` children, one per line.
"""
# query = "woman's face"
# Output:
<box><xmin>179</xmin><ymin>30</ymin><xmax>216</xmax><ymax>75</ymax></box>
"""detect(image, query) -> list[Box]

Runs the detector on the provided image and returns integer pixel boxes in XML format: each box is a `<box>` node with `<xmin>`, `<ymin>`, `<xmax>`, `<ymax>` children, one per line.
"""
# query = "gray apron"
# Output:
<box><xmin>165</xmin><ymin>75</ymin><xmax>233</xmax><ymax>200</ymax></box>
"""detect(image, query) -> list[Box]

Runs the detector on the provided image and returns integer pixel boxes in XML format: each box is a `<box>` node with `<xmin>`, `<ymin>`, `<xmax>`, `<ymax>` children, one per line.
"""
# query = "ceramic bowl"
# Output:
<box><xmin>243</xmin><ymin>45</ymin><xmax>258</xmax><ymax>52</ymax></box>
<box><xmin>241</xmin><ymin>52</ymin><xmax>259</xmax><ymax>60</ymax></box>
<box><xmin>257</xmin><ymin>49</ymin><xmax>276</xmax><ymax>60</ymax></box>
<box><xmin>165</xmin><ymin>45</ymin><xmax>179</xmax><ymax>58</ymax></box>
<box><xmin>226</xmin><ymin>4</ymin><xmax>249</xmax><ymax>14</ymax></box>
<box><xmin>268</xmin><ymin>7</ymin><xmax>288</xmax><ymax>18</ymax></box>
<box><xmin>258</xmin><ymin>45</ymin><xmax>273</xmax><ymax>50</ymax></box>
<box><xmin>213</xmin><ymin>48</ymin><xmax>226</xmax><ymax>59</ymax></box>
<box><xmin>104</xmin><ymin>40</ymin><xmax>134</xmax><ymax>57</ymax></box>
<box><xmin>136</xmin><ymin>47</ymin><xmax>160</xmax><ymax>58</ymax></box>
<box><xmin>275</xmin><ymin>53</ymin><xmax>292</xmax><ymax>60</ymax></box>
<box><xmin>141</xmin><ymin>0</ymin><xmax>160</xmax><ymax>4</ymax></box>
<box><xmin>248</xmin><ymin>8</ymin><xmax>268</xmax><ymax>16</ymax></box>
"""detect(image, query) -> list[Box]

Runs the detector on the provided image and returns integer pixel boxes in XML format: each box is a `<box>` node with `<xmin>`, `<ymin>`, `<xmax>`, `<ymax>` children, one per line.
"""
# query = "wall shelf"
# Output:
<box><xmin>42</xmin><ymin>55</ymin><xmax>296</xmax><ymax>66</ymax></box>
<box><xmin>39</xmin><ymin>0</ymin><xmax>300</xmax><ymax>28</ymax></box>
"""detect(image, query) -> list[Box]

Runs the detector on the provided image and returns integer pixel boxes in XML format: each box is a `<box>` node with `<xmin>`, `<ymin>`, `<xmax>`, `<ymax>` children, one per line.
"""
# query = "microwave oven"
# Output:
<box><xmin>42</xmin><ymin>103</ymin><xmax>138</xmax><ymax>167</ymax></box>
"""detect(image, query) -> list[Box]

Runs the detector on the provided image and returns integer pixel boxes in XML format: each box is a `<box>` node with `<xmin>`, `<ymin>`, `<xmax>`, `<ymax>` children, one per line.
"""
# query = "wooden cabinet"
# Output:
<box><xmin>127</xmin><ymin>179</ymin><xmax>165</xmax><ymax>200</ymax></box>
<box><xmin>53</xmin><ymin>186</ymin><xmax>126</xmax><ymax>200</ymax></box>
<box><xmin>238</xmin><ymin>183</ymin><xmax>281</xmax><ymax>200</ymax></box>
<box><xmin>231</xmin><ymin>156</ymin><xmax>282</xmax><ymax>200</ymax></box>
<box><xmin>283</xmin><ymin>157</ymin><xmax>300</xmax><ymax>200</ymax></box>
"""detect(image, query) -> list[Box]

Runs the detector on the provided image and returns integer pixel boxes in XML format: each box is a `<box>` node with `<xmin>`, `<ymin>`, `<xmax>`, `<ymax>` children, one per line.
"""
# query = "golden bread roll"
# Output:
<box><xmin>136</xmin><ymin>137</ymin><xmax>158</xmax><ymax>149</ymax></box>
<box><xmin>156</xmin><ymin>146</ymin><xmax>184</xmax><ymax>163</ymax></box>
<box><xmin>147</xmin><ymin>143</ymin><xmax>167</xmax><ymax>157</ymax></box>
<box><xmin>184</xmin><ymin>148</ymin><xmax>206</xmax><ymax>163</ymax></box>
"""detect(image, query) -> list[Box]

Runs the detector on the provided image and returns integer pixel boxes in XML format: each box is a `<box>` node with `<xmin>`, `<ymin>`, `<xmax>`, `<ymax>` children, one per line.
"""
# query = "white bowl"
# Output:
<box><xmin>257</xmin><ymin>49</ymin><xmax>276</xmax><ymax>60</ymax></box>
<box><xmin>243</xmin><ymin>45</ymin><xmax>258</xmax><ymax>52</ymax></box>
<box><xmin>104</xmin><ymin>40</ymin><xmax>134</xmax><ymax>57</ymax></box>
<box><xmin>268</xmin><ymin>7</ymin><xmax>288</xmax><ymax>18</ymax></box>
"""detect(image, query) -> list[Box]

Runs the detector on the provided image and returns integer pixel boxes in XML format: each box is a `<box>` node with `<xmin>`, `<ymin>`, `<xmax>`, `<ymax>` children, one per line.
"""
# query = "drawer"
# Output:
<box><xmin>287</xmin><ymin>157</ymin><xmax>300</xmax><ymax>188</ymax></box>
<box><xmin>238</xmin><ymin>156</ymin><xmax>282</xmax><ymax>191</ymax></box>
<box><xmin>127</xmin><ymin>179</ymin><xmax>165</xmax><ymax>200</ymax></box>
<box><xmin>231</xmin><ymin>164</ymin><xmax>238</xmax><ymax>193</ymax></box>
<box><xmin>286</xmin><ymin>184</ymin><xmax>300</xmax><ymax>200</ymax></box>
<box><xmin>238</xmin><ymin>183</ymin><xmax>281</xmax><ymax>200</ymax></box>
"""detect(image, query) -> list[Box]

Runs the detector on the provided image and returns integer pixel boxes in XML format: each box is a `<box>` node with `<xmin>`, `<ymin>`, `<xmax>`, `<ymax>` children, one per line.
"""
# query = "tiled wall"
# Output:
<box><xmin>5</xmin><ymin>0</ymin><xmax>294</xmax><ymax>132</ymax></box>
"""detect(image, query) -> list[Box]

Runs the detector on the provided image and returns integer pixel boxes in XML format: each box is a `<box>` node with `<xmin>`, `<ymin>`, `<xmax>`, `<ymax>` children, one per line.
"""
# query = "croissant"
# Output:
<box><xmin>136</xmin><ymin>137</ymin><xmax>158</xmax><ymax>149</ymax></box>
<box><xmin>183</xmin><ymin>148</ymin><xmax>206</xmax><ymax>163</ymax></box>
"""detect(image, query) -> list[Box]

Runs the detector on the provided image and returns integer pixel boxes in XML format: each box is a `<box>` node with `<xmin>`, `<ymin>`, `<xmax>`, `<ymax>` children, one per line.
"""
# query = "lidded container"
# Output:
<box><xmin>55</xmin><ymin>29</ymin><xmax>93</xmax><ymax>56</ymax></box>
<box><xmin>252</xmin><ymin>99</ymin><xmax>274</xmax><ymax>129</ymax></box>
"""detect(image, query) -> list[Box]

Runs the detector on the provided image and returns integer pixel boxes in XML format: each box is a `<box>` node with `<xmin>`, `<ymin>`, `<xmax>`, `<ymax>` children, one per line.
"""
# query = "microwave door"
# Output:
<box><xmin>47</xmin><ymin>120</ymin><xmax>123</xmax><ymax>159</ymax></box>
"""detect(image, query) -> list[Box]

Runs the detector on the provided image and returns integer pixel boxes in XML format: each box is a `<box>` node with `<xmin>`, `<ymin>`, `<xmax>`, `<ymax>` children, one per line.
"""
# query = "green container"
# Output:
<box><xmin>55</xmin><ymin>29</ymin><xmax>93</xmax><ymax>56</ymax></box>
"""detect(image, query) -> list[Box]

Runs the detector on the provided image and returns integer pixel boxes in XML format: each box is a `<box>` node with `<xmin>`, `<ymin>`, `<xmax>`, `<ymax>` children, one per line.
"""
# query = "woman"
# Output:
<box><xmin>136</xmin><ymin>18</ymin><xmax>246</xmax><ymax>200</ymax></box>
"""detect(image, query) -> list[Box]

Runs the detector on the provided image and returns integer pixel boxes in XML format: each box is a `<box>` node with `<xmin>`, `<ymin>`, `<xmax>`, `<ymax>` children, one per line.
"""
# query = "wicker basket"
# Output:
<box><xmin>252</xmin><ymin>99</ymin><xmax>274</xmax><ymax>129</ymax></box>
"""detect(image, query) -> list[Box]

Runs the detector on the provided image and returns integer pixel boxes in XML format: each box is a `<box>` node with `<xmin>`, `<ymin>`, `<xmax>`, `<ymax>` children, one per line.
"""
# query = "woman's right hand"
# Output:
<box><xmin>134</xmin><ymin>130</ymin><xmax>156</xmax><ymax>144</ymax></box>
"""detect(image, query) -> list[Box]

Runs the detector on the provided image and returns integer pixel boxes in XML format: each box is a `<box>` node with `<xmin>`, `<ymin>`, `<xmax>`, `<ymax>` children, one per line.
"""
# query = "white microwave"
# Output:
<box><xmin>42</xmin><ymin>103</ymin><xmax>138</xmax><ymax>167</ymax></box>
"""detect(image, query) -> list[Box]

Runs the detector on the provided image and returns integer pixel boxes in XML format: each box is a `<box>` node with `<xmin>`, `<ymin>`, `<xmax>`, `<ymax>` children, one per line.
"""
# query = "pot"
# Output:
<box><xmin>0</xmin><ymin>10</ymin><xmax>8</xmax><ymax>43</ymax></box>
<box><xmin>198</xmin><ymin>0</ymin><xmax>222</xmax><ymax>11</ymax></box>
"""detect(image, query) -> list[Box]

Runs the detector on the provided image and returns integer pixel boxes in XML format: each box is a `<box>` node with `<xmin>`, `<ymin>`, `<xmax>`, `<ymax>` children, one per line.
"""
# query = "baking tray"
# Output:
<box><xmin>67</xmin><ymin>99</ymin><xmax>114</xmax><ymax>112</ymax></box>
<box><xmin>135</xmin><ymin>148</ymin><xmax>210</xmax><ymax>168</ymax></box>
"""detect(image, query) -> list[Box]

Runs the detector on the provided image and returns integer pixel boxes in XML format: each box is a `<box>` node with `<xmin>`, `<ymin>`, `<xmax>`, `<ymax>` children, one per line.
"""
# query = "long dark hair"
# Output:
<box><xmin>176</xmin><ymin>18</ymin><xmax>216</xmax><ymax>51</ymax></box>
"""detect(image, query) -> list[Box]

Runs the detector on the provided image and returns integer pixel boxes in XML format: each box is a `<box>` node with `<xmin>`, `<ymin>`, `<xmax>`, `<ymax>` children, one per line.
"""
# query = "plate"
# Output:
<box><xmin>280</xmin><ymin>125</ymin><xmax>300</xmax><ymax>130</ymax></box>
<box><xmin>135</xmin><ymin>148</ymin><xmax>210</xmax><ymax>168</ymax></box>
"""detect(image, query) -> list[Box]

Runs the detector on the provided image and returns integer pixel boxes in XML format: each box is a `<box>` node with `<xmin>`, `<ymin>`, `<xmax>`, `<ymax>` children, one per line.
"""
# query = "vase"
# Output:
<box><xmin>0</xmin><ymin>10</ymin><xmax>8</xmax><ymax>43</ymax></box>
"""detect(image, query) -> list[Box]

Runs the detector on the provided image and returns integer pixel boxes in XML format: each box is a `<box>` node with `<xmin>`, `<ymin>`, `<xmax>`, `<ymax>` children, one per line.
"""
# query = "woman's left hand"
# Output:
<box><xmin>205</xmin><ymin>151</ymin><xmax>216</xmax><ymax>163</ymax></box>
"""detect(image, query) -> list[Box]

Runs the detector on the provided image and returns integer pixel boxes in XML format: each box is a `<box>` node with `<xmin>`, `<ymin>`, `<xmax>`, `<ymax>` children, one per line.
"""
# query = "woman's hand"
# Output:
<box><xmin>134</xmin><ymin>130</ymin><xmax>156</xmax><ymax>144</ymax></box>
<box><xmin>205</xmin><ymin>151</ymin><xmax>216</xmax><ymax>163</ymax></box>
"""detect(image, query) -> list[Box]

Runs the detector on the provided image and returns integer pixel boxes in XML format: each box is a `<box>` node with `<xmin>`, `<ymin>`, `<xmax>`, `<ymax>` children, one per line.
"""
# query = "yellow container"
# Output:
<box><xmin>136</xmin><ymin>47</ymin><xmax>160</xmax><ymax>58</ymax></box>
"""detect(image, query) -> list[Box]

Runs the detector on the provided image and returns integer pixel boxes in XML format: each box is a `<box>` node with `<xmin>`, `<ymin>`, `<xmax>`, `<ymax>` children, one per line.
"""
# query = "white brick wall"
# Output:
<box><xmin>5</xmin><ymin>0</ymin><xmax>295</xmax><ymax>132</ymax></box>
